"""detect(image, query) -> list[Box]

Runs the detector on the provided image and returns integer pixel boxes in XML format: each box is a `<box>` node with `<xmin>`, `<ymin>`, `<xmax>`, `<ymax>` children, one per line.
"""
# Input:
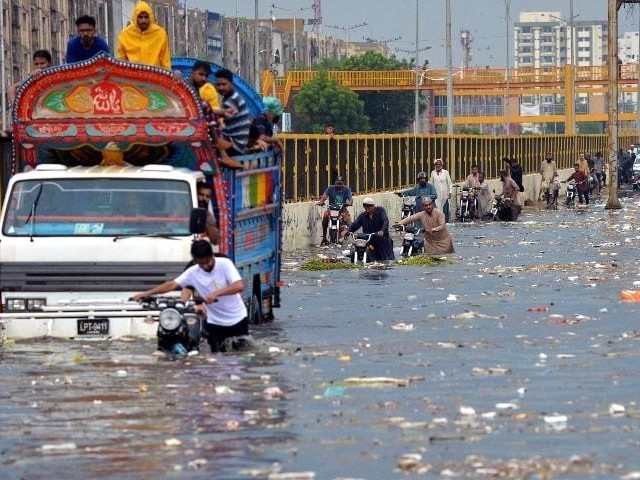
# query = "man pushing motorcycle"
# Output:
<box><xmin>395</xmin><ymin>171</ymin><xmax>438</xmax><ymax>214</ymax></box>
<box><xmin>393</xmin><ymin>197</ymin><xmax>454</xmax><ymax>254</ymax></box>
<box><xmin>317</xmin><ymin>176</ymin><xmax>353</xmax><ymax>245</ymax></box>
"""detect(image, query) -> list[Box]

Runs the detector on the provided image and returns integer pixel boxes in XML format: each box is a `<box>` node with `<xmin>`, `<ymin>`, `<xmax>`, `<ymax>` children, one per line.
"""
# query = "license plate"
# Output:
<box><xmin>77</xmin><ymin>318</ymin><xmax>110</xmax><ymax>335</ymax></box>
<box><xmin>404</xmin><ymin>233</ymin><xmax>415</xmax><ymax>240</ymax></box>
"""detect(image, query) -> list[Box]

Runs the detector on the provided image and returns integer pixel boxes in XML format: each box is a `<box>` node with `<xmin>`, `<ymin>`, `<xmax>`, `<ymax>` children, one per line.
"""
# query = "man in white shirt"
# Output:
<box><xmin>132</xmin><ymin>240</ymin><xmax>248</xmax><ymax>352</ymax></box>
<box><xmin>430</xmin><ymin>158</ymin><xmax>453</xmax><ymax>222</ymax></box>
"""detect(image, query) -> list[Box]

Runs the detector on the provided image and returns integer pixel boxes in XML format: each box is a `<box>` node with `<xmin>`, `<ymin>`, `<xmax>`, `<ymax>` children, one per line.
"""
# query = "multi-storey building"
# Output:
<box><xmin>514</xmin><ymin>12</ymin><xmax>607</xmax><ymax>68</ymax></box>
<box><xmin>619</xmin><ymin>31</ymin><xmax>640</xmax><ymax>64</ymax></box>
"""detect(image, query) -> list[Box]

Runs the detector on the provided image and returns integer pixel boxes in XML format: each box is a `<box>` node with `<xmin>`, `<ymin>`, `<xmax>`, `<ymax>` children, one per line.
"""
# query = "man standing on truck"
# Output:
<box><xmin>8</xmin><ymin>50</ymin><xmax>52</xmax><ymax>103</ymax></box>
<box><xmin>132</xmin><ymin>240</ymin><xmax>248</xmax><ymax>353</ymax></box>
<box><xmin>65</xmin><ymin>15</ymin><xmax>110</xmax><ymax>63</ymax></box>
<box><xmin>116</xmin><ymin>1</ymin><xmax>171</xmax><ymax>70</ymax></box>
<box><xmin>213</xmin><ymin>69</ymin><xmax>252</xmax><ymax>157</ymax></box>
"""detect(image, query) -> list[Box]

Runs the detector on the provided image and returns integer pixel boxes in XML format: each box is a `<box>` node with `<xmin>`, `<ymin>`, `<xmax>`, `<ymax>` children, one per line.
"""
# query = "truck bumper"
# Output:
<box><xmin>0</xmin><ymin>311</ymin><xmax>157</xmax><ymax>341</ymax></box>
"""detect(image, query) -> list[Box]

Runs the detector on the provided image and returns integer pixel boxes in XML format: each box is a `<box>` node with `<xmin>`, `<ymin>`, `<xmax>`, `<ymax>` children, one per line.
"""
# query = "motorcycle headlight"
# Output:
<box><xmin>159</xmin><ymin>308</ymin><xmax>182</xmax><ymax>331</ymax></box>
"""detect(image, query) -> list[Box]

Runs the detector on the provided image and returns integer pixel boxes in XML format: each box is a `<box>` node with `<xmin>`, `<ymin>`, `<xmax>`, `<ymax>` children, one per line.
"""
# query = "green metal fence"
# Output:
<box><xmin>280</xmin><ymin>134</ymin><xmax>634</xmax><ymax>201</ymax></box>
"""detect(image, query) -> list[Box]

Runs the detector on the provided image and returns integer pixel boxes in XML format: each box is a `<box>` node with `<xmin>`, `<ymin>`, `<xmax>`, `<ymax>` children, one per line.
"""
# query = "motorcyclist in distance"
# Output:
<box><xmin>395</xmin><ymin>171</ymin><xmax>438</xmax><ymax>214</ymax></box>
<box><xmin>316</xmin><ymin>176</ymin><xmax>353</xmax><ymax>245</ymax></box>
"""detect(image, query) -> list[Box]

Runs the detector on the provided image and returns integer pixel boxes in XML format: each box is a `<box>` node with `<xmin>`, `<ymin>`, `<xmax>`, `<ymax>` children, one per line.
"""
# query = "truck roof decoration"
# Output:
<box><xmin>12</xmin><ymin>54</ymin><xmax>216</xmax><ymax>173</ymax></box>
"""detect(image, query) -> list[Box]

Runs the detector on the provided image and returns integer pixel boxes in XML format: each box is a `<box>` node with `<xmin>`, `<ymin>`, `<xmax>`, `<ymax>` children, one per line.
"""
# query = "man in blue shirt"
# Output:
<box><xmin>66</xmin><ymin>15</ymin><xmax>109</xmax><ymax>63</ymax></box>
<box><xmin>316</xmin><ymin>176</ymin><xmax>353</xmax><ymax>245</ymax></box>
<box><xmin>396</xmin><ymin>171</ymin><xmax>438</xmax><ymax>214</ymax></box>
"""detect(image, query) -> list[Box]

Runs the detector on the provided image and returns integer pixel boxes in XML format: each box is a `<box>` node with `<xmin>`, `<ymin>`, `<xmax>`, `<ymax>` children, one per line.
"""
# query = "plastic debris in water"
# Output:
<box><xmin>323</xmin><ymin>385</ymin><xmax>346</xmax><ymax>397</ymax></box>
<box><xmin>459</xmin><ymin>406</ymin><xmax>476</xmax><ymax>417</ymax></box>
<box><xmin>446</xmin><ymin>294</ymin><xmax>458</xmax><ymax>301</ymax></box>
<box><xmin>391</xmin><ymin>323</ymin><xmax>414</xmax><ymax>331</ymax></box>
<box><xmin>116</xmin><ymin>370</ymin><xmax>128</xmax><ymax>377</ymax></box>
<box><xmin>609</xmin><ymin>403</ymin><xmax>626</xmax><ymax>415</ymax></box>
<box><xmin>41</xmin><ymin>442</ymin><xmax>77</xmax><ymax>452</ymax></box>
<box><xmin>620</xmin><ymin>290</ymin><xmax>640</xmax><ymax>302</ymax></box>
<box><xmin>164</xmin><ymin>438</ymin><xmax>182</xmax><ymax>447</ymax></box>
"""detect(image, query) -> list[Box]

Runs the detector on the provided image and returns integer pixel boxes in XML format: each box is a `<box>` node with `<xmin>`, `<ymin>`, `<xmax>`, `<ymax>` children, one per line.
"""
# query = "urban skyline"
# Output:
<box><xmin>195</xmin><ymin>0</ymin><xmax>640</xmax><ymax>68</ymax></box>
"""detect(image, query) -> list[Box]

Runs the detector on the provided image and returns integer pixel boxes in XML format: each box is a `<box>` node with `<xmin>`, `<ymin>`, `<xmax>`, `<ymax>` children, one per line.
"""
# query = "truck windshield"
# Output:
<box><xmin>2</xmin><ymin>178</ymin><xmax>192</xmax><ymax>237</ymax></box>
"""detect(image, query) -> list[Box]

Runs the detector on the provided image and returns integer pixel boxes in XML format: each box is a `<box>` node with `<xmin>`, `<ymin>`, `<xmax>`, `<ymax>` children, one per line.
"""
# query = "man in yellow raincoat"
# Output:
<box><xmin>116</xmin><ymin>1</ymin><xmax>171</xmax><ymax>70</ymax></box>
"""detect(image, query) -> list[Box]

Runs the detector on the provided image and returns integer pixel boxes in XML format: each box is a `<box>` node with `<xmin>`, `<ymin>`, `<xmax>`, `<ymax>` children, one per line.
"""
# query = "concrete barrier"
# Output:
<box><xmin>282</xmin><ymin>169</ymin><xmax>574</xmax><ymax>251</ymax></box>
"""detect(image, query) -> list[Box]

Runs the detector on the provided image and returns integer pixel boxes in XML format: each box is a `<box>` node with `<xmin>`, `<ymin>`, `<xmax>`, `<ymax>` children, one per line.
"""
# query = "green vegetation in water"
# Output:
<box><xmin>300</xmin><ymin>259</ymin><xmax>360</xmax><ymax>271</ymax></box>
<box><xmin>396</xmin><ymin>255</ymin><xmax>455</xmax><ymax>267</ymax></box>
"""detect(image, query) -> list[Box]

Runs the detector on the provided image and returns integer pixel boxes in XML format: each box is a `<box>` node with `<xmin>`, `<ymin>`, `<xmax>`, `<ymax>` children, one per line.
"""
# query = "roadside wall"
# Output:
<box><xmin>282</xmin><ymin>168</ymin><xmax>574</xmax><ymax>251</ymax></box>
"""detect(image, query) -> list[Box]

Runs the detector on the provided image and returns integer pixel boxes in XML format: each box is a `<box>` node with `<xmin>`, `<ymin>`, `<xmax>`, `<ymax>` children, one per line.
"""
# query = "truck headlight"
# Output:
<box><xmin>5</xmin><ymin>298</ymin><xmax>47</xmax><ymax>312</ymax></box>
<box><xmin>6</xmin><ymin>298</ymin><xmax>26</xmax><ymax>312</ymax></box>
<box><xmin>159</xmin><ymin>308</ymin><xmax>181</xmax><ymax>331</ymax></box>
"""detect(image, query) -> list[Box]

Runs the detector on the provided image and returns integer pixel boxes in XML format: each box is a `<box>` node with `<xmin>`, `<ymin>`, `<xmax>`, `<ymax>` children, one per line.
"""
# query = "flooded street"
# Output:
<box><xmin>2</xmin><ymin>193</ymin><xmax>640</xmax><ymax>479</ymax></box>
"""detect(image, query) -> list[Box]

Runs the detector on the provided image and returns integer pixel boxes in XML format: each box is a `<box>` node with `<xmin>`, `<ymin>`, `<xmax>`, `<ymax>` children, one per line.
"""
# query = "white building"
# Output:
<box><xmin>514</xmin><ymin>12</ymin><xmax>607</xmax><ymax>68</ymax></box>
<box><xmin>619</xmin><ymin>31</ymin><xmax>640</xmax><ymax>64</ymax></box>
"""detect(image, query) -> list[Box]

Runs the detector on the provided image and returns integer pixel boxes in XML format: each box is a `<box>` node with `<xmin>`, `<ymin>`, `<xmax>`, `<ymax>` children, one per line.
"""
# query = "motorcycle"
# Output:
<box><xmin>456</xmin><ymin>186</ymin><xmax>477</xmax><ymax>222</ymax></box>
<box><xmin>348</xmin><ymin>232</ymin><xmax>375</xmax><ymax>264</ymax></box>
<box><xmin>632</xmin><ymin>169</ymin><xmax>640</xmax><ymax>190</ymax></box>
<box><xmin>400</xmin><ymin>196</ymin><xmax>415</xmax><ymax>220</ymax></box>
<box><xmin>399</xmin><ymin>225</ymin><xmax>422</xmax><ymax>257</ymax></box>
<box><xmin>327</xmin><ymin>203</ymin><xmax>346</xmax><ymax>244</ymax></box>
<box><xmin>137</xmin><ymin>296</ymin><xmax>203</xmax><ymax>355</ymax></box>
<box><xmin>565</xmin><ymin>180</ymin><xmax>577</xmax><ymax>207</ymax></box>
<box><xmin>489</xmin><ymin>194</ymin><xmax>503</xmax><ymax>221</ymax></box>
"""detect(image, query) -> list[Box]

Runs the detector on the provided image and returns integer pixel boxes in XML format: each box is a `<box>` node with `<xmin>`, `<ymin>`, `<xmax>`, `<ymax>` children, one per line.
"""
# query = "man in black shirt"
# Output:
<box><xmin>503</xmin><ymin>156</ymin><xmax>524</xmax><ymax>192</ymax></box>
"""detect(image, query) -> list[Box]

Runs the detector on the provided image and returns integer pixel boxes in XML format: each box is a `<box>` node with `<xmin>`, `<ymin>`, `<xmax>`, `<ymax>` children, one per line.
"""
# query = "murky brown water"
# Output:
<box><xmin>2</xmin><ymin>191</ymin><xmax>640</xmax><ymax>479</ymax></box>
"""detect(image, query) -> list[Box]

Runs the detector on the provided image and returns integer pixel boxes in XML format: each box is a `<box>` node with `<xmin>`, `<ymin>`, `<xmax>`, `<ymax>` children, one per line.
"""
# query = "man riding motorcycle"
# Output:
<box><xmin>316</xmin><ymin>176</ymin><xmax>353</xmax><ymax>245</ymax></box>
<box><xmin>395</xmin><ymin>171</ymin><xmax>438</xmax><ymax>214</ymax></box>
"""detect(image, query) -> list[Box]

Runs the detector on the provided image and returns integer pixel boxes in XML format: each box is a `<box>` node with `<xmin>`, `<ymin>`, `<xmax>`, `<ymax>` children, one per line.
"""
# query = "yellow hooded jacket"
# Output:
<box><xmin>116</xmin><ymin>1</ymin><xmax>171</xmax><ymax>70</ymax></box>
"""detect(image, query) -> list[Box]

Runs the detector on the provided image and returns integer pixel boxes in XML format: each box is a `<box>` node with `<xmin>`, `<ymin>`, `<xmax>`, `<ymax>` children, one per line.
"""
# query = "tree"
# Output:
<box><xmin>331</xmin><ymin>52</ymin><xmax>423</xmax><ymax>134</ymax></box>
<box><xmin>293</xmin><ymin>71</ymin><xmax>370</xmax><ymax>133</ymax></box>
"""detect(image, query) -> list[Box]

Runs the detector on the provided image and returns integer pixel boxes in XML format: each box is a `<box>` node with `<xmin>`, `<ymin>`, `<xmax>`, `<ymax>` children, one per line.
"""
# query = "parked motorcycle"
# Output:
<box><xmin>399</xmin><ymin>225</ymin><xmax>422</xmax><ymax>257</ymax></box>
<box><xmin>348</xmin><ymin>232</ymin><xmax>375</xmax><ymax>264</ymax></box>
<box><xmin>565</xmin><ymin>180</ymin><xmax>577</xmax><ymax>207</ymax></box>
<box><xmin>137</xmin><ymin>296</ymin><xmax>203</xmax><ymax>355</ymax></box>
<box><xmin>456</xmin><ymin>186</ymin><xmax>477</xmax><ymax>222</ymax></box>
<box><xmin>327</xmin><ymin>203</ymin><xmax>346</xmax><ymax>244</ymax></box>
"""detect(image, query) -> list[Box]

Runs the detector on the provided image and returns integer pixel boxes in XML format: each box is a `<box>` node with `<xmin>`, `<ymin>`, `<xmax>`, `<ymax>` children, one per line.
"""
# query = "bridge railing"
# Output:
<box><xmin>279</xmin><ymin>134</ymin><xmax>632</xmax><ymax>202</ymax></box>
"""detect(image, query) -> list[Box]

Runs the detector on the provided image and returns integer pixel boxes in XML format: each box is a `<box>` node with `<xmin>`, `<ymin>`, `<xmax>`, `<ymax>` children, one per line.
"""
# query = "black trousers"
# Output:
<box><xmin>205</xmin><ymin>317</ymin><xmax>249</xmax><ymax>353</ymax></box>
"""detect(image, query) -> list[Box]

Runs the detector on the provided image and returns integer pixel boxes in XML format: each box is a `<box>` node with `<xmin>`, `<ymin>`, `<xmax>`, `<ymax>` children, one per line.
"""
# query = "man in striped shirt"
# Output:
<box><xmin>214</xmin><ymin>68</ymin><xmax>252</xmax><ymax>157</ymax></box>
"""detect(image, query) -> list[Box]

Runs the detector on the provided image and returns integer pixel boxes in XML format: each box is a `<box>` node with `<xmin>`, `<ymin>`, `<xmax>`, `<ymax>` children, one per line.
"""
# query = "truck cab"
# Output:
<box><xmin>0</xmin><ymin>55</ymin><xmax>282</xmax><ymax>340</ymax></box>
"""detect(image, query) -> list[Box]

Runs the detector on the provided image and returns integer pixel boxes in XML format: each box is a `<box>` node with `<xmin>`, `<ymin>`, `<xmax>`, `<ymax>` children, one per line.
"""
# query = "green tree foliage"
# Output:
<box><xmin>293</xmin><ymin>71</ymin><xmax>370</xmax><ymax>133</ymax></box>
<box><xmin>330</xmin><ymin>52</ymin><xmax>422</xmax><ymax>134</ymax></box>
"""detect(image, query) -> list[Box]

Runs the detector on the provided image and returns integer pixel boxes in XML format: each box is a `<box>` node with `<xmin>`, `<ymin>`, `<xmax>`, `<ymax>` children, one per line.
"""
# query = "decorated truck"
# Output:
<box><xmin>0</xmin><ymin>55</ymin><xmax>282</xmax><ymax>340</ymax></box>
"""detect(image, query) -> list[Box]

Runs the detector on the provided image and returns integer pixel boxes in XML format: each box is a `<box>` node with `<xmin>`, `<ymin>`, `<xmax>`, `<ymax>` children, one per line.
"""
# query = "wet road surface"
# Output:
<box><xmin>2</xmin><ymin>192</ymin><xmax>640</xmax><ymax>479</ymax></box>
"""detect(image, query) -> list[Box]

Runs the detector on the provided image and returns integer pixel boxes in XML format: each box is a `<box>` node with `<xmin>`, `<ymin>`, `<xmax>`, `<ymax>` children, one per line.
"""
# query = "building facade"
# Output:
<box><xmin>514</xmin><ymin>12</ymin><xmax>607</xmax><ymax>68</ymax></box>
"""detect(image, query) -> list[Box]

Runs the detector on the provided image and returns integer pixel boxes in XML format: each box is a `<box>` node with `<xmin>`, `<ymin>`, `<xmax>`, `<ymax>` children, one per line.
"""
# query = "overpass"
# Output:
<box><xmin>262</xmin><ymin>65</ymin><xmax>640</xmax><ymax>134</ymax></box>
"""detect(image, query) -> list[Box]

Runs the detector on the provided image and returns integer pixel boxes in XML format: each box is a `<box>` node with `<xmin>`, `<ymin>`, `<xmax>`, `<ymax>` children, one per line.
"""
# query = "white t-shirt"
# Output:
<box><xmin>175</xmin><ymin>258</ymin><xmax>247</xmax><ymax>326</ymax></box>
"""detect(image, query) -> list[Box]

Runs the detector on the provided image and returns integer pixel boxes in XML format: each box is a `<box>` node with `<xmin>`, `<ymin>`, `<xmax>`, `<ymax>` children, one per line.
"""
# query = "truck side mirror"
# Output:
<box><xmin>189</xmin><ymin>208</ymin><xmax>207</xmax><ymax>234</ymax></box>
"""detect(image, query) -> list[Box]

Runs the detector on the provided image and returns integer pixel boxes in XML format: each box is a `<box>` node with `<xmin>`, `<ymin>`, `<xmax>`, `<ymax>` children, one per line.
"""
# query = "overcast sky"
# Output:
<box><xmin>190</xmin><ymin>0</ymin><xmax>640</xmax><ymax>67</ymax></box>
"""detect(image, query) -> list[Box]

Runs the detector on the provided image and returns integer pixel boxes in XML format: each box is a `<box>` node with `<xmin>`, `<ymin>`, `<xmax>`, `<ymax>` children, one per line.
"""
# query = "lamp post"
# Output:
<box><xmin>254</xmin><ymin>0</ymin><xmax>260</xmax><ymax>91</ymax></box>
<box><xmin>504</xmin><ymin>0</ymin><xmax>510</xmax><ymax>135</ymax></box>
<box><xmin>271</xmin><ymin>3</ymin><xmax>312</xmax><ymax>65</ymax></box>
<box><xmin>445</xmin><ymin>0</ymin><xmax>454</xmax><ymax>134</ymax></box>
<box><xmin>0</xmin><ymin>0</ymin><xmax>6</xmax><ymax>131</ymax></box>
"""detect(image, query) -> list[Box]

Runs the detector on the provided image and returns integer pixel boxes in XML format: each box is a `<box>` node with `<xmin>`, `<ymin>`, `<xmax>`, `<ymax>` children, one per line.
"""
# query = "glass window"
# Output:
<box><xmin>2</xmin><ymin>178</ymin><xmax>193</xmax><ymax>237</ymax></box>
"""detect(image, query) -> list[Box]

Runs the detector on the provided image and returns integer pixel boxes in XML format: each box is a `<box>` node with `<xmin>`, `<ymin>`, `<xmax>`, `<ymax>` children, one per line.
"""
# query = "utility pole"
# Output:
<box><xmin>254</xmin><ymin>0</ymin><xmax>260</xmax><ymax>92</ymax></box>
<box><xmin>236</xmin><ymin>0</ymin><xmax>241</xmax><ymax>73</ymax></box>
<box><xmin>606</xmin><ymin>0</ymin><xmax>621</xmax><ymax>209</ymax></box>
<box><xmin>569</xmin><ymin>0</ymin><xmax>576</xmax><ymax>134</ymax></box>
<box><xmin>184</xmin><ymin>0</ymin><xmax>189</xmax><ymax>56</ymax></box>
<box><xmin>445</xmin><ymin>0</ymin><xmax>454</xmax><ymax>134</ymax></box>
<box><xmin>504</xmin><ymin>0</ymin><xmax>510</xmax><ymax>135</ymax></box>
<box><xmin>414</xmin><ymin>0</ymin><xmax>419</xmax><ymax>138</ymax></box>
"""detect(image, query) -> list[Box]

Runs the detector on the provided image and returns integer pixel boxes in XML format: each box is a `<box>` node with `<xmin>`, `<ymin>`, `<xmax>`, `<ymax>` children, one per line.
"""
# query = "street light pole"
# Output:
<box><xmin>293</xmin><ymin>9</ymin><xmax>297</xmax><ymax>64</ymax></box>
<box><xmin>0</xmin><ymin>0</ymin><xmax>6</xmax><ymax>131</ymax></box>
<box><xmin>254</xmin><ymin>0</ymin><xmax>260</xmax><ymax>92</ymax></box>
<box><xmin>445</xmin><ymin>0</ymin><xmax>454</xmax><ymax>133</ymax></box>
<box><xmin>606</xmin><ymin>0</ymin><xmax>621</xmax><ymax>209</ymax></box>
<box><xmin>637</xmin><ymin>6</ymin><xmax>640</xmax><ymax>136</ymax></box>
<box><xmin>504</xmin><ymin>0</ymin><xmax>510</xmax><ymax>135</ymax></box>
<box><xmin>569</xmin><ymin>0</ymin><xmax>576</xmax><ymax>134</ymax></box>
<box><xmin>414</xmin><ymin>0</ymin><xmax>419</xmax><ymax>137</ymax></box>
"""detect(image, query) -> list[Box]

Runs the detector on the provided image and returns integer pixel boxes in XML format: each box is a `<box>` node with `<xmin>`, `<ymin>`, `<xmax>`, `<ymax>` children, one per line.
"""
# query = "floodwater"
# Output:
<box><xmin>2</xmin><ymin>191</ymin><xmax>640</xmax><ymax>479</ymax></box>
